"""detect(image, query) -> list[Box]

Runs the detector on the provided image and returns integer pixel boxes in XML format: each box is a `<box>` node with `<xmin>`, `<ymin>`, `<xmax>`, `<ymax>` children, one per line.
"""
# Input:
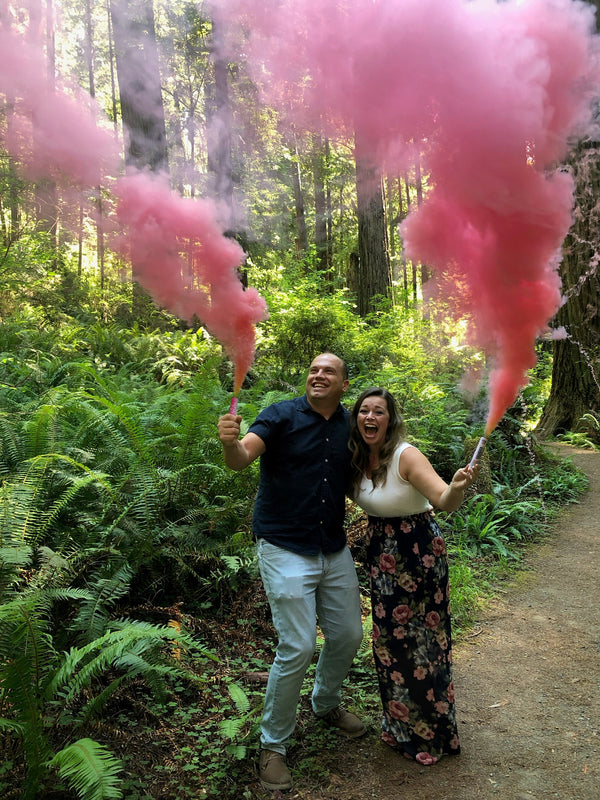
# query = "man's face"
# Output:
<box><xmin>305</xmin><ymin>354</ymin><xmax>349</xmax><ymax>405</ymax></box>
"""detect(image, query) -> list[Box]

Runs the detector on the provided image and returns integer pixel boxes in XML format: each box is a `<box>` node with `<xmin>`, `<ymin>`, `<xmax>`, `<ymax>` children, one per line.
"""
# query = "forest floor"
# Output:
<box><xmin>5</xmin><ymin>445</ymin><xmax>598</xmax><ymax>800</ymax></box>
<box><xmin>250</xmin><ymin>444</ymin><xmax>599</xmax><ymax>800</ymax></box>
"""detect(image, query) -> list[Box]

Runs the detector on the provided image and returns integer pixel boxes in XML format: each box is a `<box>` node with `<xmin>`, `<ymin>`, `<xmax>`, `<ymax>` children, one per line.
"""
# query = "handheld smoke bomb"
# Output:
<box><xmin>469</xmin><ymin>436</ymin><xmax>487</xmax><ymax>469</ymax></box>
<box><xmin>229</xmin><ymin>396</ymin><xmax>239</xmax><ymax>415</ymax></box>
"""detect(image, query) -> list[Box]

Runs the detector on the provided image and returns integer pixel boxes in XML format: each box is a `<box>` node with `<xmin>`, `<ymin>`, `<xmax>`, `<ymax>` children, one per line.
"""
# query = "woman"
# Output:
<box><xmin>349</xmin><ymin>387</ymin><xmax>479</xmax><ymax>765</ymax></box>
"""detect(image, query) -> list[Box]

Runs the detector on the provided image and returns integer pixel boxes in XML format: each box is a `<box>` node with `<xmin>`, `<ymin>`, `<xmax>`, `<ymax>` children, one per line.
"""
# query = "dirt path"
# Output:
<box><xmin>288</xmin><ymin>445</ymin><xmax>600</xmax><ymax>800</ymax></box>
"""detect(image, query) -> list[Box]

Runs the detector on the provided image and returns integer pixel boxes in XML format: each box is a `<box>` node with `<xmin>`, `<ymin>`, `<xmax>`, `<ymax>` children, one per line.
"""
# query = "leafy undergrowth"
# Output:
<box><xmin>1</xmin><ymin>575</ymin><xmax>378</xmax><ymax>800</ymax></box>
<box><xmin>0</xmin><ymin>543</ymin><xmax>517</xmax><ymax>800</ymax></box>
<box><xmin>1</xmin><ymin>451</ymin><xmax>588</xmax><ymax>800</ymax></box>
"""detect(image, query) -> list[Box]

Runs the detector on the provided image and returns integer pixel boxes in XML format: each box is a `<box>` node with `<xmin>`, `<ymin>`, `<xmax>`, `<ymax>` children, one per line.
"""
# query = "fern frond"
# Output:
<box><xmin>47</xmin><ymin>738</ymin><xmax>123</xmax><ymax>800</ymax></box>
<box><xmin>0</xmin><ymin>542</ymin><xmax>33</xmax><ymax>599</ymax></box>
<box><xmin>22</xmin><ymin>401</ymin><xmax>61</xmax><ymax>458</ymax></box>
<box><xmin>82</xmin><ymin>391</ymin><xmax>155</xmax><ymax>465</ymax></box>
<box><xmin>24</xmin><ymin>454</ymin><xmax>115</xmax><ymax>535</ymax></box>
<box><xmin>219</xmin><ymin>718</ymin><xmax>244</xmax><ymax>740</ymax></box>
<box><xmin>0</xmin><ymin>411</ymin><xmax>23</xmax><ymax>470</ymax></box>
<box><xmin>47</xmin><ymin>621</ymin><xmax>198</xmax><ymax>710</ymax></box>
<box><xmin>0</xmin><ymin>481</ymin><xmax>47</xmax><ymax>545</ymax></box>
<box><xmin>227</xmin><ymin>682</ymin><xmax>251</xmax><ymax>714</ymax></box>
<box><xmin>75</xmin><ymin>675</ymin><xmax>128</xmax><ymax>726</ymax></box>
<box><xmin>0</xmin><ymin>716</ymin><xmax>25</xmax><ymax>735</ymax></box>
<box><xmin>71</xmin><ymin>563</ymin><xmax>133</xmax><ymax>643</ymax></box>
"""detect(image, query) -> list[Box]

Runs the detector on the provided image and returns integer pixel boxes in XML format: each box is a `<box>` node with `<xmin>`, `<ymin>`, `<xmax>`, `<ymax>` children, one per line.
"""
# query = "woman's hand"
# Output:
<box><xmin>400</xmin><ymin>448</ymin><xmax>481</xmax><ymax>513</ymax></box>
<box><xmin>449</xmin><ymin>462</ymin><xmax>480</xmax><ymax>493</ymax></box>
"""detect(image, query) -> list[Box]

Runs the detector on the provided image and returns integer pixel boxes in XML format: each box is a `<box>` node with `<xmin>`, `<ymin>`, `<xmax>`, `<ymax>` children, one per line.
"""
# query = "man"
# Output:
<box><xmin>218</xmin><ymin>353</ymin><xmax>365</xmax><ymax>792</ymax></box>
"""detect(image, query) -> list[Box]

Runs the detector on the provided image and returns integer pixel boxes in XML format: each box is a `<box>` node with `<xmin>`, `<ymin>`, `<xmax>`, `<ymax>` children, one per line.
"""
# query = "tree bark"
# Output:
<box><xmin>289</xmin><ymin>138</ymin><xmax>308</xmax><ymax>255</ymax></box>
<box><xmin>109</xmin><ymin>0</ymin><xmax>169</xmax><ymax>173</ymax></box>
<box><xmin>207</xmin><ymin>14</ymin><xmax>234</xmax><ymax>229</ymax></box>
<box><xmin>354</xmin><ymin>130</ymin><xmax>391</xmax><ymax>317</ymax></box>
<box><xmin>33</xmin><ymin>0</ymin><xmax>58</xmax><ymax>245</ymax></box>
<box><xmin>84</xmin><ymin>0</ymin><xmax>106</xmax><ymax>289</ymax></box>
<box><xmin>109</xmin><ymin>0</ymin><xmax>169</xmax><ymax>319</ymax></box>
<box><xmin>536</xmin><ymin>138</ymin><xmax>600</xmax><ymax>439</ymax></box>
<box><xmin>312</xmin><ymin>134</ymin><xmax>331</xmax><ymax>278</ymax></box>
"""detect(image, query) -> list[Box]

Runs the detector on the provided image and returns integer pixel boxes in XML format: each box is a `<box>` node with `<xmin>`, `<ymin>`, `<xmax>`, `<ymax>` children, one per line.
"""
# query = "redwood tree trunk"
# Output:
<box><xmin>109</xmin><ymin>0</ymin><xmax>168</xmax><ymax>173</ymax></box>
<box><xmin>355</xmin><ymin>129</ymin><xmax>391</xmax><ymax>318</ymax></box>
<box><xmin>207</xmin><ymin>14</ymin><xmax>234</xmax><ymax>228</ymax></box>
<box><xmin>536</xmin><ymin>138</ymin><xmax>600</xmax><ymax>439</ymax></box>
<box><xmin>312</xmin><ymin>134</ymin><xmax>330</xmax><ymax>277</ymax></box>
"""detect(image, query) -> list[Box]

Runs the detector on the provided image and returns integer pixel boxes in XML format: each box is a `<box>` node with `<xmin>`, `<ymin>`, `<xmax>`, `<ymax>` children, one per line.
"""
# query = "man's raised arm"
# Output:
<box><xmin>217</xmin><ymin>413</ymin><xmax>266</xmax><ymax>471</ymax></box>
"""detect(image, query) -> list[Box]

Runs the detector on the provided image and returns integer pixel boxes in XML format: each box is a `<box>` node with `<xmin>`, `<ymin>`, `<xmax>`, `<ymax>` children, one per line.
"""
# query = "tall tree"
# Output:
<box><xmin>536</xmin><ymin>137</ymin><xmax>600</xmax><ymax>439</ymax></box>
<box><xmin>354</xmin><ymin>129</ymin><xmax>391</xmax><ymax>317</ymax></box>
<box><xmin>289</xmin><ymin>137</ymin><xmax>308</xmax><ymax>255</ymax></box>
<box><xmin>536</xmin><ymin>0</ymin><xmax>600</xmax><ymax>440</ymax></box>
<box><xmin>207</xmin><ymin>13</ymin><xmax>234</xmax><ymax>228</ymax></box>
<box><xmin>32</xmin><ymin>0</ymin><xmax>58</xmax><ymax>245</ymax></box>
<box><xmin>83</xmin><ymin>0</ymin><xmax>107</xmax><ymax>288</ymax></box>
<box><xmin>109</xmin><ymin>0</ymin><xmax>169</xmax><ymax>318</ymax></box>
<box><xmin>109</xmin><ymin>0</ymin><xmax>168</xmax><ymax>172</ymax></box>
<box><xmin>312</xmin><ymin>134</ymin><xmax>330</xmax><ymax>277</ymax></box>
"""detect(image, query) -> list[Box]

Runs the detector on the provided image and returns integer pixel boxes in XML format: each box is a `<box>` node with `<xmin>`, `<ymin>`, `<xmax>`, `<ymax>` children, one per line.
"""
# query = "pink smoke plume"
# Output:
<box><xmin>112</xmin><ymin>172</ymin><xmax>267</xmax><ymax>393</ymax></box>
<box><xmin>0</xmin><ymin>9</ymin><xmax>266</xmax><ymax>391</ymax></box>
<box><xmin>0</xmin><ymin>21</ymin><xmax>120</xmax><ymax>188</ymax></box>
<box><xmin>221</xmin><ymin>0</ymin><xmax>599</xmax><ymax>433</ymax></box>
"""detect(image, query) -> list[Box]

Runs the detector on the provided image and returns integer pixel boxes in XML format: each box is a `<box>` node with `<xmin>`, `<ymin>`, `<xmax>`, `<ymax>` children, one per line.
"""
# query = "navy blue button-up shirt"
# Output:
<box><xmin>248</xmin><ymin>395</ymin><xmax>351</xmax><ymax>555</ymax></box>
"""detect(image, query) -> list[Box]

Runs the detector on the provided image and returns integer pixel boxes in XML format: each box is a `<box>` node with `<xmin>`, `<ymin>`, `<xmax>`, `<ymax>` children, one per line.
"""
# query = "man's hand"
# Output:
<box><xmin>218</xmin><ymin>413</ymin><xmax>242</xmax><ymax>446</ymax></box>
<box><xmin>217</xmin><ymin>414</ymin><xmax>266</xmax><ymax>471</ymax></box>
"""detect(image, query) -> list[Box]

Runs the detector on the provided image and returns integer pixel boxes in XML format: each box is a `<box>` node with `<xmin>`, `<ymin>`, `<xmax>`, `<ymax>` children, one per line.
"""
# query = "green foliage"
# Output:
<box><xmin>0</xmin><ymin>287</ymin><xmax>590</xmax><ymax>800</ymax></box>
<box><xmin>557</xmin><ymin>411</ymin><xmax>600</xmax><ymax>448</ymax></box>
<box><xmin>218</xmin><ymin>681</ymin><xmax>262</xmax><ymax>760</ymax></box>
<box><xmin>256</xmin><ymin>279</ymin><xmax>366</xmax><ymax>383</ymax></box>
<box><xmin>0</xmin><ymin>584</ymin><xmax>215</xmax><ymax>799</ymax></box>
<box><xmin>47</xmin><ymin>739</ymin><xmax>124</xmax><ymax>800</ymax></box>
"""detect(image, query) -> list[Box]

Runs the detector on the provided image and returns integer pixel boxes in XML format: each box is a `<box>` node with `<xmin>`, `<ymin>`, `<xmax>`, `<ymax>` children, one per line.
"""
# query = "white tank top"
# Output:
<box><xmin>353</xmin><ymin>442</ymin><xmax>432</xmax><ymax>517</ymax></box>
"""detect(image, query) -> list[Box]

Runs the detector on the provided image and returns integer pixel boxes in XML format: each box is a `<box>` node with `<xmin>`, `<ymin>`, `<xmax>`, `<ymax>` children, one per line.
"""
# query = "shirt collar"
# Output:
<box><xmin>300</xmin><ymin>394</ymin><xmax>347</xmax><ymax>418</ymax></box>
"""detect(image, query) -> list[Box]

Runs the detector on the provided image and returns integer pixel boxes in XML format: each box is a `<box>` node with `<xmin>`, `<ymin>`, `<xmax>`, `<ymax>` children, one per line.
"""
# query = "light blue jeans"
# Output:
<box><xmin>256</xmin><ymin>539</ymin><xmax>363</xmax><ymax>754</ymax></box>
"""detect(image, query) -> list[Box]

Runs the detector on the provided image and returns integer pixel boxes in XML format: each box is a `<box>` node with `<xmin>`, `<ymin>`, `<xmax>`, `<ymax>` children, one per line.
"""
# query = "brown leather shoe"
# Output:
<box><xmin>318</xmin><ymin>706</ymin><xmax>367</xmax><ymax>738</ymax></box>
<box><xmin>258</xmin><ymin>749</ymin><xmax>293</xmax><ymax>791</ymax></box>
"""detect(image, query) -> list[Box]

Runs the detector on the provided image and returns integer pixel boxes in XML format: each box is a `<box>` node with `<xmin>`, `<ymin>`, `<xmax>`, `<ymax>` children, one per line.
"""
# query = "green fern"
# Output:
<box><xmin>218</xmin><ymin>682</ymin><xmax>260</xmax><ymax>759</ymax></box>
<box><xmin>0</xmin><ymin>586</ymin><xmax>217</xmax><ymax>798</ymax></box>
<box><xmin>71</xmin><ymin>563</ymin><xmax>133</xmax><ymax>643</ymax></box>
<box><xmin>46</xmin><ymin>738</ymin><xmax>123</xmax><ymax>800</ymax></box>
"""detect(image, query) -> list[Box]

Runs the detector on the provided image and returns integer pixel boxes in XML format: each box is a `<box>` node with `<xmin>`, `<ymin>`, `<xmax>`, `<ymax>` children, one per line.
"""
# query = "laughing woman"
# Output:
<box><xmin>349</xmin><ymin>387</ymin><xmax>479</xmax><ymax>765</ymax></box>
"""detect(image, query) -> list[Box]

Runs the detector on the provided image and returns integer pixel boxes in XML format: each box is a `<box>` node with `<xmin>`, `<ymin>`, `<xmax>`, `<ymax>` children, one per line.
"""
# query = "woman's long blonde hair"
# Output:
<box><xmin>349</xmin><ymin>387</ymin><xmax>406</xmax><ymax>495</ymax></box>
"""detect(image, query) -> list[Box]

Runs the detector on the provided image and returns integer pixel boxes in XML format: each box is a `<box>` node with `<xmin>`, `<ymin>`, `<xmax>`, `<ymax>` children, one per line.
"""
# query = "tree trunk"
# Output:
<box><xmin>312</xmin><ymin>134</ymin><xmax>331</xmax><ymax>279</ymax></box>
<box><xmin>414</xmin><ymin>149</ymin><xmax>430</xmax><ymax>289</ymax></box>
<box><xmin>398</xmin><ymin>175</ymin><xmax>409</xmax><ymax>306</ymax></box>
<box><xmin>33</xmin><ymin>0</ymin><xmax>58</xmax><ymax>245</ymax></box>
<box><xmin>109</xmin><ymin>0</ymin><xmax>169</xmax><ymax>173</ymax></box>
<box><xmin>355</xmin><ymin>130</ymin><xmax>391</xmax><ymax>318</ymax></box>
<box><xmin>207</xmin><ymin>14</ymin><xmax>234</xmax><ymax>229</ymax></box>
<box><xmin>84</xmin><ymin>0</ymin><xmax>106</xmax><ymax>289</ymax></box>
<box><xmin>109</xmin><ymin>0</ymin><xmax>169</xmax><ymax>319</ymax></box>
<box><xmin>403</xmin><ymin>173</ymin><xmax>418</xmax><ymax>302</ymax></box>
<box><xmin>289</xmin><ymin>138</ymin><xmax>308</xmax><ymax>255</ymax></box>
<box><xmin>325</xmin><ymin>139</ymin><xmax>333</xmax><ymax>278</ymax></box>
<box><xmin>536</xmin><ymin>138</ymin><xmax>600</xmax><ymax>439</ymax></box>
<box><xmin>386</xmin><ymin>175</ymin><xmax>397</xmax><ymax>259</ymax></box>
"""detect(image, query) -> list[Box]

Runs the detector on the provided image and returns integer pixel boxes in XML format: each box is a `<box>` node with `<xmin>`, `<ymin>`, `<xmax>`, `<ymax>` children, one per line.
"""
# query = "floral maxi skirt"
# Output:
<box><xmin>366</xmin><ymin>511</ymin><xmax>460</xmax><ymax>765</ymax></box>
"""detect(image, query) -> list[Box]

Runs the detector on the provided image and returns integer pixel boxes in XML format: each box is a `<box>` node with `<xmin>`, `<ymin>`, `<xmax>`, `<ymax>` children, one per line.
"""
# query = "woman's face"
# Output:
<box><xmin>356</xmin><ymin>395</ymin><xmax>390</xmax><ymax>451</ymax></box>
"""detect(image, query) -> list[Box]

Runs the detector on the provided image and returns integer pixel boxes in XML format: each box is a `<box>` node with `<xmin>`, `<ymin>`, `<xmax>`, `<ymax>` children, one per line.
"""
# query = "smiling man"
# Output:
<box><xmin>217</xmin><ymin>353</ymin><xmax>365</xmax><ymax>792</ymax></box>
